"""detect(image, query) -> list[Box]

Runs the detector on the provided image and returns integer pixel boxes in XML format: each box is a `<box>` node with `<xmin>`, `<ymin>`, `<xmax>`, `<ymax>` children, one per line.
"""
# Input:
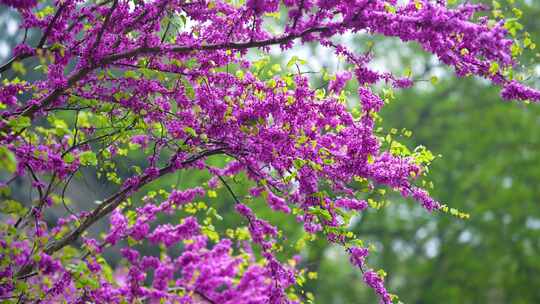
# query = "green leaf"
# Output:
<box><xmin>0</xmin><ymin>146</ymin><xmax>17</xmax><ymax>173</ymax></box>
<box><xmin>79</xmin><ymin>151</ymin><xmax>98</xmax><ymax>166</ymax></box>
<box><xmin>8</xmin><ymin>116</ymin><xmax>31</xmax><ymax>131</ymax></box>
<box><xmin>12</xmin><ymin>61</ymin><xmax>27</xmax><ymax>75</ymax></box>
<box><xmin>286</xmin><ymin>56</ymin><xmax>306</xmax><ymax>68</ymax></box>
<box><xmin>293</xmin><ymin>158</ymin><xmax>306</xmax><ymax>169</ymax></box>
<box><xmin>127</xmin><ymin>236</ymin><xmax>139</xmax><ymax>246</ymax></box>
<box><xmin>489</xmin><ymin>62</ymin><xmax>500</xmax><ymax>75</ymax></box>
<box><xmin>183</xmin><ymin>126</ymin><xmax>197</xmax><ymax>137</ymax></box>
<box><xmin>124</xmin><ymin>70</ymin><xmax>139</xmax><ymax>79</ymax></box>
<box><xmin>15</xmin><ymin>281</ymin><xmax>28</xmax><ymax>293</ymax></box>
<box><xmin>0</xmin><ymin>200</ymin><xmax>27</xmax><ymax>216</ymax></box>
<box><xmin>36</xmin><ymin>6</ymin><xmax>55</xmax><ymax>19</ymax></box>
<box><xmin>309</xmin><ymin>206</ymin><xmax>332</xmax><ymax>221</ymax></box>
<box><xmin>63</xmin><ymin>153</ymin><xmax>75</xmax><ymax>164</ymax></box>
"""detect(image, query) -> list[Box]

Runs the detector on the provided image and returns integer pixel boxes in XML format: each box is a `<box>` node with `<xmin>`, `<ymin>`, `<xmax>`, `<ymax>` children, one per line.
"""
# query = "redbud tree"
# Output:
<box><xmin>0</xmin><ymin>0</ymin><xmax>538</xmax><ymax>303</ymax></box>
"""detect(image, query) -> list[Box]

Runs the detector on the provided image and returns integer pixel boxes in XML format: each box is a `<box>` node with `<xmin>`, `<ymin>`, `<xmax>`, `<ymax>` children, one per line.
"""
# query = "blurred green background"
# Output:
<box><xmin>1</xmin><ymin>0</ymin><xmax>539</xmax><ymax>303</ymax></box>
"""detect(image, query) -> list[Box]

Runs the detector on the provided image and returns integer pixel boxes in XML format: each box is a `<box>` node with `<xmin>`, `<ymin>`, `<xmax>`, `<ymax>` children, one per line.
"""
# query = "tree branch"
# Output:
<box><xmin>15</xmin><ymin>148</ymin><xmax>226</xmax><ymax>279</ymax></box>
<box><xmin>90</xmin><ymin>0</ymin><xmax>118</xmax><ymax>56</ymax></box>
<box><xmin>0</xmin><ymin>26</ymin><xmax>329</xmax><ymax>139</ymax></box>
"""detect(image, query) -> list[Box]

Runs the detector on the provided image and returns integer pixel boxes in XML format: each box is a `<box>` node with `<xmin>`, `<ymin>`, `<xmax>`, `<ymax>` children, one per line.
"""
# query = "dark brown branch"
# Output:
<box><xmin>60</xmin><ymin>172</ymin><xmax>78</xmax><ymax>217</ymax></box>
<box><xmin>66</xmin><ymin>0</ymin><xmax>114</xmax><ymax>32</ymax></box>
<box><xmin>38</xmin><ymin>4</ymin><xmax>67</xmax><ymax>49</ymax></box>
<box><xmin>25</xmin><ymin>164</ymin><xmax>44</xmax><ymax>200</ymax></box>
<box><xmin>103</xmin><ymin>26</ymin><xmax>329</xmax><ymax>63</ymax></box>
<box><xmin>0</xmin><ymin>53</ymin><xmax>33</xmax><ymax>74</ymax></box>
<box><xmin>90</xmin><ymin>0</ymin><xmax>118</xmax><ymax>55</ymax></box>
<box><xmin>292</xmin><ymin>0</ymin><xmax>305</xmax><ymax>30</ymax></box>
<box><xmin>0</xmin><ymin>65</ymin><xmax>93</xmax><ymax>136</ymax></box>
<box><xmin>61</xmin><ymin>118</ymin><xmax>137</xmax><ymax>157</ymax></box>
<box><xmin>0</xmin><ymin>1</ymin><xmax>116</xmax><ymax>74</ymax></box>
<box><xmin>111</xmin><ymin>63</ymin><xmax>189</xmax><ymax>76</ymax></box>
<box><xmin>0</xmin><ymin>26</ymin><xmax>329</xmax><ymax>139</ymax></box>
<box><xmin>15</xmin><ymin>148</ymin><xmax>225</xmax><ymax>279</ymax></box>
<box><xmin>0</xmin><ymin>4</ymin><xmax>65</xmax><ymax>74</ymax></box>
<box><xmin>217</xmin><ymin>174</ymin><xmax>241</xmax><ymax>204</ymax></box>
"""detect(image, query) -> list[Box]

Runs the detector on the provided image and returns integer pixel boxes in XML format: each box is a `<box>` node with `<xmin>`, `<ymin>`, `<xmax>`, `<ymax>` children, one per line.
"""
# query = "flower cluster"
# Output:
<box><xmin>363</xmin><ymin>270</ymin><xmax>392</xmax><ymax>304</ymax></box>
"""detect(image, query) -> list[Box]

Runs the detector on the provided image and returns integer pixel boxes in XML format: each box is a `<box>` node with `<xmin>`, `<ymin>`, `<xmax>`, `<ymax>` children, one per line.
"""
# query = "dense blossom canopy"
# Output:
<box><xmin>0</xmin><ymin>0</ymin><xmax>538</xmax><ymax>303</ymax></box>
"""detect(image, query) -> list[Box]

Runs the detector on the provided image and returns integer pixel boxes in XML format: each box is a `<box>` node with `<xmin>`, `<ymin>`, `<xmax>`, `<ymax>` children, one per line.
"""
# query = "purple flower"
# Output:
<box><xmin>501</xmin><ymin>80</ymin><xmax>540</xmax><ymax>102</ymax></box>
<box><xmin>349</xmin><ymin>247</ymin><xmax>369</xmax><ymax>268</ymax></box>
<box><xmin>335</xmin><ymin>198</ymin><xmax>368</xmax><ymax>211</ymax></box>
<box><xmin>0</xmin><ymin>0</ymin><xmax>37</xmax><ymax>9</ymax></box>
<box><xmin>266</xmin><ymin>191</ymin><xmax>291</xmax><ymax>213</ymax></box>
<box><xmin>247</xmin><ymin>0</ymin><xmax>279</xmax><ymax>14</ymax></box>
<box><xmin>359</xmin><ymin>87</ymin><xmax>384</xmax><ymax>112</ymax></box>
<box><xmin>363</xmin><ymin>270</ymin><xmax>392</xmax><ymax>304</ymax></box>
<box><xmin>147</xmin><ymin>217</ymin><xmax>200</xmax><ymax>246</ymax></box>
<box><xmin>328</xmin><ymin>71</ymin><xmax>352</xmax><ymax>93</ymax></box>
<box><xmin>13</xmin><ymin>43</ymin><xmax>34</xmax><ymax>56</ymax></box>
